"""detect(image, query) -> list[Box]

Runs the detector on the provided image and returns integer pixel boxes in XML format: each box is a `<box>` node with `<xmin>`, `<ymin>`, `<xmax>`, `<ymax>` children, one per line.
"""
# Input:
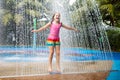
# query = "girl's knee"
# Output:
<box><xmin>56</xmin><ymin>52</ymin><xmax>60</xmax><ymax>56</ymax></box>
<box><xmin>49</xmin><ymin>52</ymin><xmax>54</xmax><ymax>56</ymax></box>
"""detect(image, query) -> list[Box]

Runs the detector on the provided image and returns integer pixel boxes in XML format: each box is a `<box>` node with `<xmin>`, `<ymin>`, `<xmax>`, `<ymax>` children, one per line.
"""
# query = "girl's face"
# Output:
<box><xmin>54</xmin><ymin>13</ymin><xmax>60</xmax><ymax>22</ymax></box>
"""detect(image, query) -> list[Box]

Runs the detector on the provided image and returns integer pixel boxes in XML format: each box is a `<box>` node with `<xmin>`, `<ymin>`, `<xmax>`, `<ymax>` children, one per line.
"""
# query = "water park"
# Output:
<box><xmin>0</xmin><ymin>0</ymin><xmax>120</xmax><ymax>80</ymax></box>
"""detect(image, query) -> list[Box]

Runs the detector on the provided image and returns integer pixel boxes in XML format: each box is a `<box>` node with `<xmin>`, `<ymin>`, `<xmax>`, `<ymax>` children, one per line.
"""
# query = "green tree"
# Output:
<box><xmin>96</xmin><ymin>0</ymin><xmax>120</xmax><ymax>52</ymax></box>
<box><xmin>107</xmin><ymin>29</ymin><xmax>120</xmax><ymax>51</ymax></box>
<box><xmin>2</xmin><ymin>0</ymin><xmax>49</xmax><ymax>46</ymax></box>
<box><xmin>97</xmin><ymin>0</ymin><xmax>120</xmax><ymax>27</ymax></box>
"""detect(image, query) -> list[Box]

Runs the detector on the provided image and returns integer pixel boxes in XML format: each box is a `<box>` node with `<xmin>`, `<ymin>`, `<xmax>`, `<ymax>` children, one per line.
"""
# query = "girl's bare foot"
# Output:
<box><xmin>48</xmin><ymin>69</ymin><xmax>52</xmax><ymax>72</ymax></box>
<box><xmin>56</xmin><ymin>68</ymin><xmax>61</xmax><ymax>74</ymax></box>
<box><xmin>57</xmin><ymin>67</ymin><xmax>61</xmax><ymax>72</ymax></box>
<box><xmin>48</xmin><ymin>66</ymin><xmax>52</xmax><ymax>72</ymax></box>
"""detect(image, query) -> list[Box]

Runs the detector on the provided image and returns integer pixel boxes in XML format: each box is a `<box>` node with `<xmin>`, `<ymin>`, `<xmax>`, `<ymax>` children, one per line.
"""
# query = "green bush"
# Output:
<box><xmin>106</xmin><ymin>29</ymin><xmax>120</xmax><ymax>52</ymax></box>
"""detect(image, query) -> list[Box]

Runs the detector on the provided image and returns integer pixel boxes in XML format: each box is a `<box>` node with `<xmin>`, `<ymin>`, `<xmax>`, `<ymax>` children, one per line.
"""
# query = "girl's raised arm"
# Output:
<box><xmin>32</xmin><ymin>22</ymin><xmax>51</xmax><ymax>32</ymax></box>
<box><xmin>62</xmin><ymin>23</ymin><xmax>78</xmax><ymax>32</ymax></box>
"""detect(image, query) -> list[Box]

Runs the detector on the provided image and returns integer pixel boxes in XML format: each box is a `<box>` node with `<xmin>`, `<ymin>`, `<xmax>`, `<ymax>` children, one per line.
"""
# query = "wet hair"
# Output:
<box><xmin>51</xmin><ymin>13</ymin><xmax>56</xmax><ymax>24</ymax></box>
<box><xmin>51</xmin><ymin>12</ymin><xmax>60</xmax><ymax>24</ymax></box>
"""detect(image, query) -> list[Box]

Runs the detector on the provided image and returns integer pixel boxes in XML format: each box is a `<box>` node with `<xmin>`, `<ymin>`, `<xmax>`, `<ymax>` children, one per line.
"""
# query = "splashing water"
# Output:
<box><xmin>0</xmin><ymin>0</ymin><xmax>113</xmax><ymax>77</ymax></box>
<box><xmin>48</xmin><ymin>0</ymin><xmax>113</xmax><ymax>73</ymax></box>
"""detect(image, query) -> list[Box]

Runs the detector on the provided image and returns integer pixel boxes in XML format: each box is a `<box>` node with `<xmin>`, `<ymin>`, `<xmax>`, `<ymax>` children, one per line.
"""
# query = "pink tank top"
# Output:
<box><xmin>48</xmin><ymin>22</ymin><xmax>62</xmax><ymax>39</ymax></box>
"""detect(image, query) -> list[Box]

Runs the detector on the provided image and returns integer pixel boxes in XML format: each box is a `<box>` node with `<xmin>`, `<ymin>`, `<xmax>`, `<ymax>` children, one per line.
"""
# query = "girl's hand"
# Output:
<box><xmin>74</xmin><ymin>28</ymin><xmax>79</xmax><ymax>32</ymax></box>
<box><xmin>31</xmin><ymin>30</ymin><xmax>37</xmax><ymax>32</ymax></box>
<box><xmin>75</xmin><ymin>29</ymin><xmax>78</xmax><ymax>32</ymax></box>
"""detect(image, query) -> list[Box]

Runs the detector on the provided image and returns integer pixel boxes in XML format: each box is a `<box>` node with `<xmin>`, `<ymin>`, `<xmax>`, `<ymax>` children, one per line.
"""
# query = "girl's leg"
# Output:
<box><xmin>48</xmin><ymin>46</ymin><xmax>54</xmax><ymax>72</ymax></box>
<box><xmin>55</xmin><ymin>45</ymin><xmax>61</xmax><ymax>72</ymax></box>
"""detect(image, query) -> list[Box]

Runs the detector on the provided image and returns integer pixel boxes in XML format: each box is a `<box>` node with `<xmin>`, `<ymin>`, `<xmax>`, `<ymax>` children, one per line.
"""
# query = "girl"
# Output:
<box><xmin>32</xmin><ymin>12</ymin><xmax>78</xmax><ymax>73</ymax></box>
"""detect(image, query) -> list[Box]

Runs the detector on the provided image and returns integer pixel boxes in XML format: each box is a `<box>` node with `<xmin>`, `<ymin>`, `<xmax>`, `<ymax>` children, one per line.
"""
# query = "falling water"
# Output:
<box><xmin>49</xmin><ymin>0</ymin><xmax>113</xmax><ymax>73</ymax></box>
<box><xmin>0</xmin><ymin>0</ymin><xmax>113</xmax><ymax>77</ymax></box>
<box><xmin>0</xmin><ymin>0</ymin><xmax>6</xmax><ymax>45</ymax></box>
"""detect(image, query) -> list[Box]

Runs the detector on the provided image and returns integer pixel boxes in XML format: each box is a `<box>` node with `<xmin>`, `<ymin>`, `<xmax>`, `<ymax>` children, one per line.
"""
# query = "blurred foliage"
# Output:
<box><xmin>14</xmin><ymin>14</ymin><xmax>23</xmax><ymax>26</ymax></box>
<box><xmin>96</xmin><ymin>0</ymin><xmax>120</xmax><ymax>52</ymax></box>
<box><xmin>2</xmin><ymin>0</ymin><xmax>43</xmax><ymax>26</ymax></box>
<box><xmin>3</xmin><ymin>13</ymin><xmax>13</xmax><ymax>25</ymax></box>
<box><xmin>96</xmin><ymin>0</ymin><xmax>120</xmax><ymax>27</ymax></box>
<box><xmin>106</xmin><ymin>29</ymin><xmax>120</xmax><ymax>52</ymax></box>
<box><xmin>0</xmin><ymin>0</ymin><xmax>50</xmax><ymax>45</ymax></box>
<box><xmin>26</xmin><ymin>9</ymin><xmax>40</xmax><ymax>17</ymax></box>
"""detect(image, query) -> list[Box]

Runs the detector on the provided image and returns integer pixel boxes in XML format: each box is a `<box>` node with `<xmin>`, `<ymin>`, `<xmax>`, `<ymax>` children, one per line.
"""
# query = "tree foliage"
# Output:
<box><xmin>1</xmin><ymin>0</ymin><xmax>50</xmax><ymax>46</ymax></box>
<box><xmin>97</xmin><ymin>0</ymin><xmax>120</xmax><ymax>27</ymax></box>
<box><xmin>107</xmin><ymin>29</ymin><xmax>120</xmax><ymax>52</ymax></box>
<box><xmin>96</xmin><ymin>0</ymin><xmax>120</xmax><ymax>52</ymax></box>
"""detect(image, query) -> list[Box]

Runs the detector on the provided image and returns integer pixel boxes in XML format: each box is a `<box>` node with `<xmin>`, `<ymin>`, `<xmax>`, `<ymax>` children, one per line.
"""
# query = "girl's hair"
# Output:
<box><xmin>51</xmin><ymin>13</ymin><xmax>55</xmax><ymax>23</ymax></box>
<box><xmin>51</xmin><ymin>13</ymin><xmax>60</xmax><ymax>24</ymax></box>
